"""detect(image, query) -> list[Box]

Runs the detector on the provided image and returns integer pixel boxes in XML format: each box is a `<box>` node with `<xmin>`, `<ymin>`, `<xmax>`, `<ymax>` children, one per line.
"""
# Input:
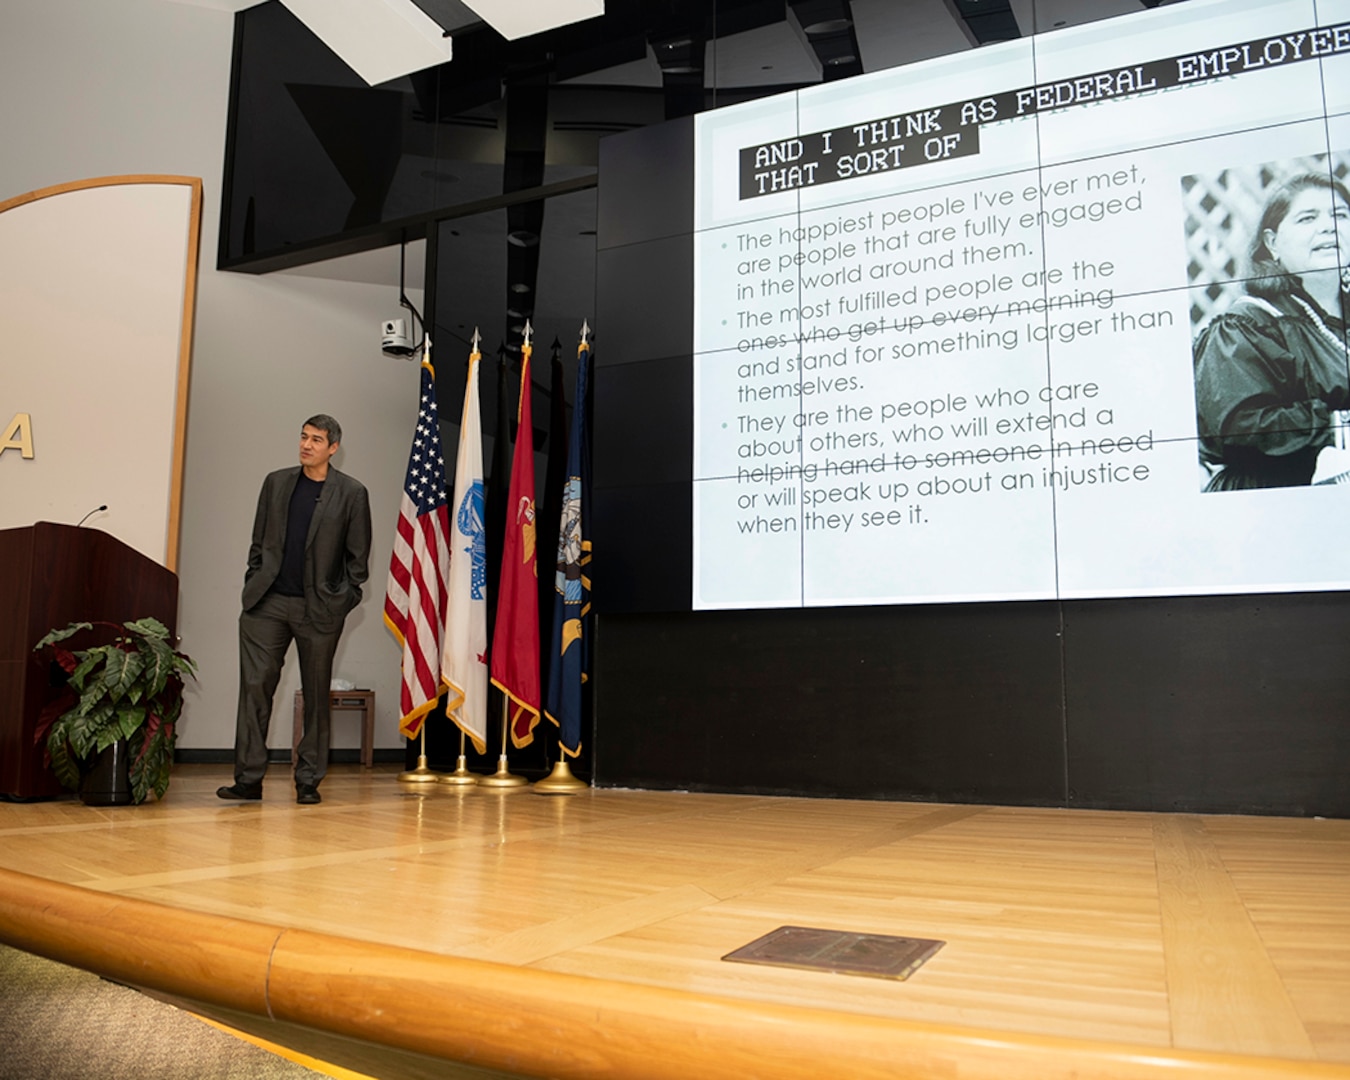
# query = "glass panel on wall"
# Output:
<box><xmin>221</xmin><ymin>1</ymin><xmax>1156</xmax><ymax>270</ymax></box>
<box><xmin>431</xmin><ymin>186</ymin><xmax>597</xmax><ymax>442</ymax></box>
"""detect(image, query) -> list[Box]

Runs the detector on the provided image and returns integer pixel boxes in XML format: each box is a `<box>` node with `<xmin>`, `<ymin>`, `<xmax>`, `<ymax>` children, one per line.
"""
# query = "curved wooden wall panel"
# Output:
<box><xmin>2</xmin><ymin>868</ymin><xmax>1348</xmax><ymax>1080</ymax></box>
<box><xmin>0</xmin><ymin>175</ymin><xmax>200</xmax><ymax>571</ymax></box>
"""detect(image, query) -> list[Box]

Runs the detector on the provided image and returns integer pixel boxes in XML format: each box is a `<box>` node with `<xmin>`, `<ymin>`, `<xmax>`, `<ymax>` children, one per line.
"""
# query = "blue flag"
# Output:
<box><xmin>544</xmin><ymin>336</ymin><xmax>592</xmax><ymax>757</ymax></box>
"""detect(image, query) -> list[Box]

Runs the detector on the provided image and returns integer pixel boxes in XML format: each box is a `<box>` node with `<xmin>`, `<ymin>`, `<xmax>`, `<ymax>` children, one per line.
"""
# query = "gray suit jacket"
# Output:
<box><xmin>241</xmin><ymin>466</ymin><xmax>372</xmax><ymax>633</ymax></box>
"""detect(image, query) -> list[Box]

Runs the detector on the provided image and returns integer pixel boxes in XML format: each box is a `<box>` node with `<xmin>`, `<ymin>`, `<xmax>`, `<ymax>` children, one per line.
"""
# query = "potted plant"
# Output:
<box><xmin>33</xmin><ymin>617</ymin><xmax>197</xmax><ymax>805</ymax></box>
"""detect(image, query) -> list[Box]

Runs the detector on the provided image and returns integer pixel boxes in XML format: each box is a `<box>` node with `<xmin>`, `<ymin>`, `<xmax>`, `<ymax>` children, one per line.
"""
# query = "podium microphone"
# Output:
<box><xmin>75</xmin><ymin>505</ymin><xmax>108</xmax><ymax>527</ymax></box>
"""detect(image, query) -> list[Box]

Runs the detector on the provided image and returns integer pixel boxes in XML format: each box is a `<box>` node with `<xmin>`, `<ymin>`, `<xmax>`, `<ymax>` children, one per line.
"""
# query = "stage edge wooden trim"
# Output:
<box><xmin>1</xmin><ymin>867</ymin><xmax>1346</xmax><ymax>1080</ymax></box>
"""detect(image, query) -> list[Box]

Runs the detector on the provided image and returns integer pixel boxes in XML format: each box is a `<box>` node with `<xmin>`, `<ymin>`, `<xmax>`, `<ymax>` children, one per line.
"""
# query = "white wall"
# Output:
<box><xmin>0</xmin><ymin>0</ymin><xmax>419</xmax><ymax>756</ymax></box>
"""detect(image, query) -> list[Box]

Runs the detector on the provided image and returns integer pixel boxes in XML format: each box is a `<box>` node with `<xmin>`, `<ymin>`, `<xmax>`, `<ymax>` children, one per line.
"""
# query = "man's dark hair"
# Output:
<box><xmin>1247</xmin><ymin>171</ymin><xmax>1350</xmax><ymax>301</ymax></box>
<box><xmin>303</xmin><ymin>414</ymin><xmax>342</xmax><ymax>446</ymax></box>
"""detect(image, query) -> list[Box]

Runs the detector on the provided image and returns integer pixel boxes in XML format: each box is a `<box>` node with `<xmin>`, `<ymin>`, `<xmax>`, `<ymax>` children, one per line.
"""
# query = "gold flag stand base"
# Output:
<box><xmin>477</xmin><ymin>754</ymin><xmax>529</xmax><ymax>789</ymax></box>
<box><xmin>533</xmin><ymin>759</ymin><xmax>587</xmax><ymax>795</ymax></box>
<box><xmin>438</xmin><ymin>754</ymin><xmax>479</xmax><ymax>787</ymax></box>
<box><xmin>398</xmin><ymin>754</ymin><xmax>440</xmax><ymax>784</ymax></box>
<box><xmin>398</xmin><ymin>730</ymin><xmax>439</xmax><ymax>784</ymax></box>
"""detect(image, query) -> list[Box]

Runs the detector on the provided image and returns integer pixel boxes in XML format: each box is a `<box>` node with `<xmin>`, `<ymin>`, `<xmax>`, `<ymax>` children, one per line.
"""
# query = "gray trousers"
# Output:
<box><xmin>234</xmin><ymin>593</ymin><xmax>343</xmax><ymax>788</ymax></box>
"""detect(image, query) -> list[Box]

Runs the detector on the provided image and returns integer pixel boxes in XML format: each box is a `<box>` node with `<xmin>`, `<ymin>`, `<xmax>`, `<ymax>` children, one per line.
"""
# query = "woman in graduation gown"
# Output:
<box><xmin>1194</xmin><ymin>172</ymin><xmax>1350</xmax><ymax>490</ymax></box>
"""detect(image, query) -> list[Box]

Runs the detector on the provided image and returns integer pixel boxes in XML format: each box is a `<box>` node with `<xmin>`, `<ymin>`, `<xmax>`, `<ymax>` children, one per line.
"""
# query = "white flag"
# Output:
<box><xmin>441</xmin><ymin>339</ymin><xmax>488</xmax><ymax>752</ymax></box>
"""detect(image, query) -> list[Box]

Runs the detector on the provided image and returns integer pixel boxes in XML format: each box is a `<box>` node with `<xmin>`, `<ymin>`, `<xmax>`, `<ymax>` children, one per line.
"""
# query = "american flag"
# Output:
<box><xmin>383</xmin><ymin>343</ymin><xmax>451</xmax><ymax>738</ymax></box>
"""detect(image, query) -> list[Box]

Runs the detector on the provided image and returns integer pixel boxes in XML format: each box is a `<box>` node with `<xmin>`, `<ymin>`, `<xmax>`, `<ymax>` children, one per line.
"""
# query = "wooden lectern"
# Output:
<box><xmin>0</xmin><ymin>522</ymin><xmax>178</xmax><ymax>799</ymax></box>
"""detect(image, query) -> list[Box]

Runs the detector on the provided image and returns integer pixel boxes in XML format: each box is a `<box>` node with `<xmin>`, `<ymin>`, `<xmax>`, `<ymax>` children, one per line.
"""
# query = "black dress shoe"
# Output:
<box><xmin>296</xmin><ymin>784</ymin><xmax>321</xmax><ymax>805</ymax></box>
<box><xmin>217</xmin><ymin>782</ymin><xmax>262</xmax><ymax>800</ymax></box>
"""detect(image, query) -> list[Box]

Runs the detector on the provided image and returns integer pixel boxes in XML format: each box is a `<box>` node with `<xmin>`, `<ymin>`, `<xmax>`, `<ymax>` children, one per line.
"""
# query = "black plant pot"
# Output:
<box><xmin>80</xmin><ymin>740</ymin><xmax>134</xmax><ymax>806</ymax></box>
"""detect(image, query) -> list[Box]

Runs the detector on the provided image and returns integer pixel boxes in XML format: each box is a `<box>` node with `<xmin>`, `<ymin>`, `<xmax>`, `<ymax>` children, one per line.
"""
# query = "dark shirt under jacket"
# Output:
<box><xmin>272</xmin><ymin>474</ymin><xmax>324</xmax><ymax>597</ymax></box>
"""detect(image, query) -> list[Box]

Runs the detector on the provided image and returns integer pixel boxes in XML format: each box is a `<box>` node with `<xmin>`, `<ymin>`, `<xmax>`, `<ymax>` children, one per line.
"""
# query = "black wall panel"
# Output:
<box><xmin>597</xmin><ymin>119</ymin><xmax>694</xmax><ymax>249</ymax></box>
<box><xmin>1061</xmin><ymin>594</ymin><xmax>1350</xmax><ymax>816</ymax></box>
<box><xmin>592</xmin><ymin>357</ymin><xmax>693</xmax><ymax>489</ymax></box>
<box><xmin>594</xmin><ymin>604</ymin><xmax>1068</xmax><ymax>804</ymax></box>
<box><xmin>594</xmin><ymin>238</ymin><xmax>694</xmax><ymax>370</ymax></box>
<box><xmin>594</xmin><ymin>597</ymin><xmax>1350</xmax><ymax>815</ymax></box>
<box><xmin>591</xmin><ymin>481</ymin><xmax>693</xmax><ymax>615</ymax></box>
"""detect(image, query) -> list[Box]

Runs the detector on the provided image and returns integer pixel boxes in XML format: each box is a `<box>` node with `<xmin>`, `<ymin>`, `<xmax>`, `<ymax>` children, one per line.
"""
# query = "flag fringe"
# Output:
<box><xmin>397</xmin><ymin>683</ymin><xmax>447</xmax><ymax>739</ymax></box>
<box><xmin>447</xmin><ymin>712</ymin><xmax>487</xmax><ymax>755</ymax></box>
<box><xmin>543</xmin><ymin>707</ymin><xmax>582</xmax><ymax>758</ymax></box>
<box><xmin>491</xmin><ymin>677</ymin><xmax>540</xmax><ymax>748</ymax></box>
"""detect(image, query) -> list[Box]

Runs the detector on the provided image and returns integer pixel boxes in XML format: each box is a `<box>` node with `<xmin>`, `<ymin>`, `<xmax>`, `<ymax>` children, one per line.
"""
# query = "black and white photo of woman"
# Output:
<box><xmin>1192</xmin><ymin>170</ymin><xmax>1350</xmax><ymax>490</ymax></box>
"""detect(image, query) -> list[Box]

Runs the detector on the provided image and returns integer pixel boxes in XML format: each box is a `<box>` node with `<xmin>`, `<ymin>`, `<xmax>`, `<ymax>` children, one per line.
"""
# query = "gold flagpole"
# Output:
<box><xmin>397</xmin><ymin>331</ymin><xmax>445</xmax><ymax>787</ymax></box>
<box><xmin>397</xmin><ymin>724</ymin><xmax>439</xmax><ymax>784</ymax></box>
<box><xmin>536</xmin><ymin>318</ymin><xmax>591</xmax><ymax>797</ymax></box>
<box><xmin>438</xmin><ymin>728</ymin><xmax>478</xmax><ymax>786</ymax></box>
<box><xmin>480</xmin><ymin>319</ymin><xmax>533</xmax><ymax>791</ymax></box>
<box><xmin>477</xmin><ymin>697</ymin><xmax>528</xmax><ymax>788</ymax></box>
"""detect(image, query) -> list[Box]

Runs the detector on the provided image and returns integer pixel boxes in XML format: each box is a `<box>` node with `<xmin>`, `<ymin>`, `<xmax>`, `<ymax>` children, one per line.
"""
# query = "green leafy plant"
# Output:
<box><xmin>34</xmin><ymin>618</ymin><xmax>197</xmax><ymax>804</ymax></box>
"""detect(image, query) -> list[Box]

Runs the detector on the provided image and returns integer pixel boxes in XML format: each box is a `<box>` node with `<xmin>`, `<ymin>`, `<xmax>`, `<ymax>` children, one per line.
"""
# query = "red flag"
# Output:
<box><xmin>384</xmin><ymin>345</ymin><xmax>450</xmax><ymax>738</ymax></box>
<box><xmin>490</xmin><ymin>336</ymin><xmax>541</xmax><ymax>747</ymax></box>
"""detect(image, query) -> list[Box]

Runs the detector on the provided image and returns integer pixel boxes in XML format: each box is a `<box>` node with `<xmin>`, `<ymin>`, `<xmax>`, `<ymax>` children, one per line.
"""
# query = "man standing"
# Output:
<box><xmin>218</xmin><ymin>415</ymin><xmax>372</xmax><ymax>805</ymax></box>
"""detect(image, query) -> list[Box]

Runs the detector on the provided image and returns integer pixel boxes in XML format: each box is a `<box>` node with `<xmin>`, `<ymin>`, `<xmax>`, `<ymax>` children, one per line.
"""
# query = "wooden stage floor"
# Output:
<box><xmin>1</xmin><ymin>763</ymin><xmax>1348</xmax><ymax>1077</ymax></box>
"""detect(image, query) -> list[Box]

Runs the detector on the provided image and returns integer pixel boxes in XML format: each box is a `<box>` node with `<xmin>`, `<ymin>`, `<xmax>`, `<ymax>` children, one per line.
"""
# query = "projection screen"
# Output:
<box><xmin>691</xmin><ymin>0</ymin><xmax>1350</xmax><ymax>609</ymax></box>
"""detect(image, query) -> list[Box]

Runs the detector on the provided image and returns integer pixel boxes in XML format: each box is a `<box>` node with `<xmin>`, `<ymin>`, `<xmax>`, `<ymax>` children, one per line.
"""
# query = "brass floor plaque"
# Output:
<box><xmin>722</xmin><ymin>926</ymin><xmax>944</xmax><ymax>981</ymax></box>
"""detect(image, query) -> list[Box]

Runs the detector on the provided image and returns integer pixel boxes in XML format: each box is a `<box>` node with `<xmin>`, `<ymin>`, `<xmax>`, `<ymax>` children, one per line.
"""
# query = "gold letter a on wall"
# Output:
<box><xmin>1</xmin><ymin>412</ymin><xmax>34</xmax><ymax>459</ymax></box>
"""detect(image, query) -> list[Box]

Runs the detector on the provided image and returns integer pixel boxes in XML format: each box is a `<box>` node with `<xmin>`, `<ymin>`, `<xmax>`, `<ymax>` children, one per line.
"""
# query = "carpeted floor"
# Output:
<box><xmin>0</xmin><ymin>944</ymin><xmax>335</xmax><ymax>1080</ymax></box>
